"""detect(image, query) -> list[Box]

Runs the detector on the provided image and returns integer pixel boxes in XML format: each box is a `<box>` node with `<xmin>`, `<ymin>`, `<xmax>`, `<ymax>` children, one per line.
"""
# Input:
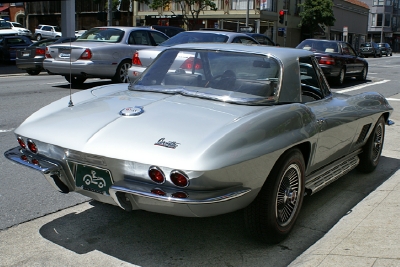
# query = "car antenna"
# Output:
<box><xmin>68</xmin><ymin>38</ymin><xmax>73</xmax><ymax>107</ymax></box>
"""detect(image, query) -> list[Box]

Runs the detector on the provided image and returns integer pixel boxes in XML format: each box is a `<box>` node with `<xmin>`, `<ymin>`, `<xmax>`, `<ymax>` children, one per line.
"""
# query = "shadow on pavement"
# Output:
<box><xmin>38</xmin><ymin>156</ymin><xmax>400</xmax><ymax>267</ymax></box>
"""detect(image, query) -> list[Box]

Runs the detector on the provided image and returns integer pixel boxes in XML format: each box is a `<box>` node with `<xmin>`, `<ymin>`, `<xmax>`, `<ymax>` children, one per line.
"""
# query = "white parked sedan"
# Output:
<box><xmin>128</xmin><ymin>30</ymin><xmax>259</xmax><ymax>82</ymax></box>
<box><xmin>43</xmin><ymin>26</ymin><xmax>169</xmax><ymax>85</ymax></box>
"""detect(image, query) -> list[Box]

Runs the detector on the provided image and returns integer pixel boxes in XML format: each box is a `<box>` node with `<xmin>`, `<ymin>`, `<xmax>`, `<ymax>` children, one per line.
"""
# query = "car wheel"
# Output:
<box><xmin>356</xmin><ymin>66</ymin><xmax>368</xmax><ymax>81</ymax></box>
<box><xmin>26</xmin><ymin>69</ymin><xmax>41</xmax><ymax>75</ymax></box>
<box><xmin>390</xmin><ymin>52</ymin><xmax>393</xmax><ymax>56</ymax></box>
<box><xmin>112</xmin><ymin>60</ymin><xmax>131</xmax><ymax>83</ymax></box>
<box><xmin>373</xmin><ymin>52</ymin><xmax>376</xmax><ymax>58</ymax></box>
<box><xmin>65</xmin><ymin>75</ymin><xmax>87</xmax><ymax>85</ymax></box>
<box><xmin>36</xmin><ymin>34</ymin><xmax>42</xmax><ymax>41</ymax></box>
<box><xmin>335</xmin><ymin>67</ymin><xmax>345</xmax><ymax>85</ymax></box>
<box><xmin>244</xmin><ymin>148</ymin><xmax>305</xmax><ymax>244</ymax></box>
<box><xmin>357</xmin><ymin>116</ymin><xmax>385</xmax><ymax>173</ymax></box>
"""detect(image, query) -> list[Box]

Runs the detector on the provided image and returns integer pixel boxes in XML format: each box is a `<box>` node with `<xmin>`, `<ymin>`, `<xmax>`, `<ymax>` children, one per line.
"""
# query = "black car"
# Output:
<box><xmin>16</xmin><ymin>37</ymin><xmax>76</xmax><ymax>75</ymax></box>
<box><xmin>359</xmin><ymin>42</ymin><xmax>382</xmax><ymax>58</ymax></box>
<box><xmin>0</xmin><ymin>35</ymin><xmax>33</xmax><ymax>64</ymax></box>
<box><xmin>378</xmin><ymin>43</ymin><xmax>392</xmax><ymax>56</ymax></box>
<box><xmin>245</xmin><ymin>33</ymin><xmax>277</xmax><ymax>46</ymax></box>
<box><xmin>296</xmin><ymin>39</ymin><xmax>368</xmax><ymax>85</ymax></box>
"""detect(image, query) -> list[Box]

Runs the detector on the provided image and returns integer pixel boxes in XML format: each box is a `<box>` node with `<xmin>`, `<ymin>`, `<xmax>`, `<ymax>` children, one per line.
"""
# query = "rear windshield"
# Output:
<box><xmin>159</xmin><ymin>32</ymin><xmax>229</xmax><ymax>47</ymax></box>
<box><xmin>76</xmin><ymin>28</ymin><xmax>124</xmax><ymax>43</ymax></box>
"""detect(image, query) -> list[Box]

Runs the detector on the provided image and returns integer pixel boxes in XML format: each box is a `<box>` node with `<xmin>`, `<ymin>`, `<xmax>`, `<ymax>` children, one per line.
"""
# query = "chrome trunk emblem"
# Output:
<box><xmin>120</xmin><ymin>106</ymin><xmax>144</xmax><ymax>116</ymax></box>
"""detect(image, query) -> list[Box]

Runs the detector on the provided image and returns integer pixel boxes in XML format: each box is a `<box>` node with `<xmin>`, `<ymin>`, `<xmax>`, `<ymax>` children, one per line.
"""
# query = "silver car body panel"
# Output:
<box><xmin>5</xmin><ymin>43</ymin><xmax>393</xmax><ymax>217</ymax></box>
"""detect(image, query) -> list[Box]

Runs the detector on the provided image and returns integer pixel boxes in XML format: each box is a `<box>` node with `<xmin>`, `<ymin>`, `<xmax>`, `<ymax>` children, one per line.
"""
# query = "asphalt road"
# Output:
<box><xmin>1</xmin><ymin>58</ymin><xmax>400</xmax><ymax>266</ymax></box>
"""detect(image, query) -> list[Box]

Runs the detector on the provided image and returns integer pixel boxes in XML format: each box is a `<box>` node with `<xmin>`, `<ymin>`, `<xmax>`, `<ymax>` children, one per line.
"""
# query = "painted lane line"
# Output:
<box><xmin>336</xmin><ymin>80</ymin><xmax>390</xmax><ymax>93</ymax></box>
<box><xmin>0</xmin><ymin>129</ymin><xmax>15</xmax><ymax>133</ymax></box>
<box><xmin>386</xmin><ymin>98</ymin><xmax>400</xmax><ymax>101</ymax></box>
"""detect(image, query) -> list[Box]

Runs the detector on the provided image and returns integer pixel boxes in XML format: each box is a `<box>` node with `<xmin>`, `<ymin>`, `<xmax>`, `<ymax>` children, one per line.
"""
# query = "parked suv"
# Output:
<box><xmin>378</xmin><ymin>43</ymin><xmax>392</xmax><ymax>56</ymax></box>
<box><xmin>359</xmin><ymin>42</ymin><xmax>382</xmax><ymax>58</ymax></box>
<box><xmin>34</xmin><ymin>25</ymin><xmax>62</xmax><ymax>41</ymax></box>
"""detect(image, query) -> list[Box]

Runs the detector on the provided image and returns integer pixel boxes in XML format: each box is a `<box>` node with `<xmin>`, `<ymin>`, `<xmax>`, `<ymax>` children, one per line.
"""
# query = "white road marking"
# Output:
<box><xmin>0</xmin><ymin>129</ymin><xmax>14</xmax><ymax>133</ymax></box>
<box><xmin>386</xmin><ymin>98</ymin><xmax>400</xmax><ymax>101</ymax></box>
<box><xmin>336</xmin><ymin>80</ymin><xmax>390</xmax><ymax>93</ymax></box>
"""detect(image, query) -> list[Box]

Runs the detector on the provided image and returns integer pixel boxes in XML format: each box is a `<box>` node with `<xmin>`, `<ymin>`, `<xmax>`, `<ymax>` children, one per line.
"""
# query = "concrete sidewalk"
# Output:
<box><xmin>289</xmin><ymin>167</ymin><xmax>400</xmax><ymax>266</ymax></box>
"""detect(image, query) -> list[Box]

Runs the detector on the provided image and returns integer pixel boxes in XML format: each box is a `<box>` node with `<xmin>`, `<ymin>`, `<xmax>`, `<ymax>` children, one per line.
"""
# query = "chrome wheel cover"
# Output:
<box><xmin>372</xmin><ymin>123</ymin><xmax>383</xmax><ymax>162</ymax></box>
<box><xmin>275</xmin><ymin>163</ymin><xmax>302</xmax><ymax>227</ymax></box>
<box><xmin>118</xmin><ymin>62</ymin><xmax>131</xmax><ymax>83</ymax></box>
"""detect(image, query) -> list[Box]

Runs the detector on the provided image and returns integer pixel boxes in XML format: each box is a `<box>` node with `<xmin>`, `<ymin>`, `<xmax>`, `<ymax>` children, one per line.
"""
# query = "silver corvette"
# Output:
<box><xmin>5</xmin><ymin>43</ymin><xmax>393</xmax><ymax>243</ymax></box>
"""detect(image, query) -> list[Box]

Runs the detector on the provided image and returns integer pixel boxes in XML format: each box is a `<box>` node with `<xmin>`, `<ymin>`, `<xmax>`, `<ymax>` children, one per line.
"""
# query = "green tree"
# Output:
<box><xmin>298</xmin><ymin>0</ymin><xmax>335</xmax><ymax>38</ymax></box>
<box><xmin>146</xmin><ymin>0</ymin><xmax>218</xmax><ymax>30</ymax></box>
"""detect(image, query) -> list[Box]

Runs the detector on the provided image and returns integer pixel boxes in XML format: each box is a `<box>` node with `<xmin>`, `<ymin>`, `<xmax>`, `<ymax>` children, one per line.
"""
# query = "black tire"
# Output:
<box><xmin>244</xmin><ymin>148</ymin><xmax>305</xmax><ymax>244</ymax></box>
<box><xmin>356</xmin><ymin>66</ymin><xmax>368</xmax><ymax>81</ymax></box>
<box><xmin>357</xmin><ymin>116</ymin><xmax>385</xmax><ymax>173</ymax></box>
<box><xmin>373</xmin><ymin>52</ymin><xmax>376</xmax><ymax>58</ymax></box>
<box><xmin>36</xmin><ymin>34</ymin><xmax>42</xmax><ymax>41</ymax></box>
<box><xmin>335</xmin><ymin>67</ymin><xmax>345</xmax><ymax>85</ymax></box>
<box><xmin>26</xmin><ymin>69</ymin><xmax>41</xmax><ymax>75</ymax></box>
<box><xmin>65</xmin><ymin>75</ymin><xmax>86</xmax><ymax>85</ymax></box>
<box><xmin>112</xmin><ymin>60</ymin><xmax>131</xmax><ymax>83</ymax></box>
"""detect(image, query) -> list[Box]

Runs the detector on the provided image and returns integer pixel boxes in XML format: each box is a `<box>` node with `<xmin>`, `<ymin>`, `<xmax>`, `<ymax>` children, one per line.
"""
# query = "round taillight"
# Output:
<box><xmin>170</xmin><ymin>170</ymin><xmax>189</xmax><ymax>187</ymax></box>
<box><xmin>20</xmin><ymin>155</ymin><xmax>28</xmax><ymax>161</ymax></box>
<box><xmin>31</xmin><ymin>158</ymin><xmax>40</xmax><ymax>165</ymax></box>
<box><xmin>27</xmin><ymin>139</ymin><xmax>38</xmax><ymax>154</ymax></box>
<box><xmin>148</xmin><ymin>166</ymin><xmax>165</xmax><ymax>184</ymax></box>
<box><xmin>17</xmin><ymin>137</ymin><xmax>26</xmax><ymax>149</ymax></box>
<box><xmin>171</xmin><ymin>192</ymin><xmax>188</xmax><ymax>198</ymax></box>
<box><xmin>151</xmin><ymin>188</ymin><xmax>166</xmax><ymax>196</ymax></box>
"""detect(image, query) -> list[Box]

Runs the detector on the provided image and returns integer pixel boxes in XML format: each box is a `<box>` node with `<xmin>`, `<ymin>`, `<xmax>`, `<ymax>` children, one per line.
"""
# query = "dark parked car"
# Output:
<box><xmin>16</xmin><ymin>37</ymin><xmax>76</xmax><ymax>75</ymax></box>
<box><xmin>296</xmin><ymin>39</ymin><xmax>368</xmax><ymax>85</ymax></box>
<box><xmin>245</xmin><ymin>33</ymin><xmax>277</xmax><ymax>46</ymax></box>
<box><xmin>359</xmin><ymin>42</ymin><xmax>382</xmax><ymax>58</ymax></box>
<box><xmin>0</xmin><ymin>35</ymin><xmax>33</xmax><ymax>64</ymax></box>
<box><xmin>378</xmin><ymin>43</ymin><xmax>392</xmax><ymax>56</ymax></box>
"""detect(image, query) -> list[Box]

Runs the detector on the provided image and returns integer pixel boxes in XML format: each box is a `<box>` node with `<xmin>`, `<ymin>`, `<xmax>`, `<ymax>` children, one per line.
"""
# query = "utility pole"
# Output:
<box><xmin>107</xmin><ymin>0</ymin><xmax>112</xmax><ymax>26</ymax></box>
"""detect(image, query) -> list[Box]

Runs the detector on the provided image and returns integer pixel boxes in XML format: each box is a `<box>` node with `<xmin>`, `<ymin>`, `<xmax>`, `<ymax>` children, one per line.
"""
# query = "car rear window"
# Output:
<box><xmin>159</xmin><ymin>32</ymin><xmax>229</xmax><ymax>47</ymax></box>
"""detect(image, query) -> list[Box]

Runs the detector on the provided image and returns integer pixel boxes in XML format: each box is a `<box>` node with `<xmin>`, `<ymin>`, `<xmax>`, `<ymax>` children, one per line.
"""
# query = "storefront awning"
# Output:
<box><xmin>0</xmin><ymin>6</ymin><xmax>9</xmax><ymax>12</ymax></box>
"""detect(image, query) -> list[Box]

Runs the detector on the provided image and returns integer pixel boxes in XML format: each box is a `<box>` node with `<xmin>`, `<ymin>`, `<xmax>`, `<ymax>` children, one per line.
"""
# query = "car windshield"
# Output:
<box><xmin>296</xmin><ymin>40</ymin><xmax>339</xmax><ymax>53</ymax></box>
<box><xmin>53</xmin><ymin>26</ymin><xmax>61</xmax><ymax>32</ymax></box>
<box><xmin>12</xmin><ymin>22</ymin><xmax>24</xmax><ymax>28</ymax></box>
<box><xmin>159</xmin><ymin>32</ymin><xmax>229</xmax><ymax>47</ymax></box>
<box><xmin>76</xmin><ymin>28</ymin><xmax>124</xmax><ymax>43</ymax></box>
<box><xmin>130</xmin><ymin>48</ymin><xmax>280</xmax><ymax>105</ymax></box>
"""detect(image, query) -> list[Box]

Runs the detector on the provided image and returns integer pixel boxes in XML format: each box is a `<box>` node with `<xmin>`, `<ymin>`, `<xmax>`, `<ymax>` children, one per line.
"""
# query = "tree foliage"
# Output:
<box><xmin>147</xmin><ymin>0</ymin><xmax>218</xmax><ymax>30</ymax></box>
<box><xmin>299</xmin><ymin>0</ymin><xmax>335</xmax><ymax>37</ymax></box>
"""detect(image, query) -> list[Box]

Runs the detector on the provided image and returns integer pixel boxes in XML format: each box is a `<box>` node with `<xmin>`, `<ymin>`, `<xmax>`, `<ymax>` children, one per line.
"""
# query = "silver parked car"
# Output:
<box><xmin>128</xmin><ymin>30</ymin><xmax>259</xmax><ymax>81</ymax></box>
<box><xmin>43</xmin><ymin>26</ymin><xmax>169</xmax><ymax>85</ymax></box>
<box><xmin>5</xmin><ymin>43</ymin><xmax>393</xmax><ymax>244</ymax></box>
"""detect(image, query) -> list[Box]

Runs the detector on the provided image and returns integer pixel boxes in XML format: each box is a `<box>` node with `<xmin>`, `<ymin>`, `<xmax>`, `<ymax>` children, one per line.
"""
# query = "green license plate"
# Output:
<box><xmin>75</xmin><ymin>164</ymin><xmax>113</xmax><ymax>195</ymax></box>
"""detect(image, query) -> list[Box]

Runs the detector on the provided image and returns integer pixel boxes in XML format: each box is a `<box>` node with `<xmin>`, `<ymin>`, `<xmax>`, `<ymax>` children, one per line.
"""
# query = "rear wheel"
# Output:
<box><xmin>335</xmin><ymin>67</ymin><xmax>345</xmax><ymax>85</ymax></box>
<box><xmin>36</xmin><ymin>34</ymin><xmax>42</xmax><ymax>41</ymax></box>
<box><xmin>26</xmin><ymin>69</ymin><xmax>41</xmax><ymax>75</ymax></box>
<box><xmin>356</xmin><ymin>66</ymin><xmax>368</xmax><ymax>81</ymax></box>
<box><xmin>64</xmin><ymin>75</ymin><xmax>86</xmax><ymax>85</ymax></box>
<box><xmin>357</xmin><ymin>116</ymin><xmax>385</xmax><ymax>173</ymax></box>
<box><xmin>112</xmin><ymin>60</ymin><xmax>131</xmax><ymax>83</ymax></box>
<box><xmin>244</xmin><ymin>149</ymin><xmax>305</xmax><ymax>244</ymax></box>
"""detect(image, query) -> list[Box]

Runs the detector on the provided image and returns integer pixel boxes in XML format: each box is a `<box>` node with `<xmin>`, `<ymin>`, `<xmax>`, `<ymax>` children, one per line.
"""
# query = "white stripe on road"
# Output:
<box><xmin>336</xmin><ymin>80</ymin><xmax>390</xmax><ymax>93</ymax></box>
<box><xmin>0</xmin><ymin>129</ymin><xmax>14</xmax><ymax>133</ymax></box>
<box><xmin>386</xmin><ymin>98</ymin><xmax>400</xmax><ymax>101</ymax></box>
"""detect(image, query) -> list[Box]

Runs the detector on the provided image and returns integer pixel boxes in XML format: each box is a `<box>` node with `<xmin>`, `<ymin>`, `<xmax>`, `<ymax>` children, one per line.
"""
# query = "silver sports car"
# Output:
<box><xmin>5</xmin><ymin>43</ymin><xmax>393</xmax><ymax>243</ymax></box>
<box><xmin>43</xmin><ymin>26</ymin><xmax>169</xmax><ymax>85</ymax></box>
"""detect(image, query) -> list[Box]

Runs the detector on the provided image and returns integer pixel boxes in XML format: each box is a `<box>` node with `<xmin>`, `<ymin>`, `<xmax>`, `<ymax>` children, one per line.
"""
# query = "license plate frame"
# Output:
<box><xmin>74</xmin><ymin>164</ymin><xmax>113</xmax><ymax>195</ymax></box>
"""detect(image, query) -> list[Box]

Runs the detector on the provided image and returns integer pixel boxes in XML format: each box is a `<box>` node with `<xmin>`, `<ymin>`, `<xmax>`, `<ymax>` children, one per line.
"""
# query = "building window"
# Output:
<box><xmin>385</xmin><ymin>14</ymin><xmax>391</xmax><ymax>26</ymax></box>
<box><xmin>260</xmin><ymin>0</ymin><xmax>276</xmax><ymax>11</ymax></box>
<box><xmin>232</xmin><ymin>0</ymin><xmax>254</xmax><ymax>10</ymax></box>
<box><xmin>377</xmin><ymin>13</ymin><xmax>383</xmax><ymax>26</ymax></box>
<box><xmin>373</xmin><ymin>0</ymin><xmax>385</xmax><ymax>5</ymax></box>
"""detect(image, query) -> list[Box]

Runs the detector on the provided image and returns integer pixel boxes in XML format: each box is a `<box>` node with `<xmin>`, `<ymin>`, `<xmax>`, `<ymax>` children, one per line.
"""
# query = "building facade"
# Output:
<box><xmin>363</xmin><ymin>0</ymin><xmax>400</xmax><ymax>52</ymax></box>
<box><xmin>16</xmin><ymin>0</ymin><xmax>369</xmax><ymax>49</ymax></box>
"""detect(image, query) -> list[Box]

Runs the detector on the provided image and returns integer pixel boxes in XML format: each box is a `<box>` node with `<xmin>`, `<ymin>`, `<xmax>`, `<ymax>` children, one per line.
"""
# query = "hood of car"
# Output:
<box><xmin>15</xmin><ymin>85</ymin><xmax>266</xmax><ymax>169</ymax></box>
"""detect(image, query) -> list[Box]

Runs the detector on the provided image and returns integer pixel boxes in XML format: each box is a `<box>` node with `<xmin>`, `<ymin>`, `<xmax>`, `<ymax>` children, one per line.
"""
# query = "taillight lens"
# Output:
<box><xmin>148</xmin><ymin>166</ymin><xmax>165</xmax><ymax>184</ymax></box>
<box><xmin>151</xmin><ymin>188</ymin><xmax>166</xmax><ymax>196</ymax></box>
<box><xmin>45</xmin><ymin>47</ymin><xmax>52</xmax><ymax>58</ymax></box>
<box><xmin>80</xmin><ymin>48</ymin><xmax>92</xmax><ymax>60</ymax></box>
<box><xmin>171</xmin><ymin>192</ymin><xmax>188</xmax><ymax>198</ymax></box>
<box><xmin>36</xmin><ymin>48</ymin><xmax>45</xmax><ymax>55</ymax></box>
<box><xmin>180</xmin><ymin>57</ymin><xmax>202</xmax><ymax>70</ymax></box>
<box><xmin>319</xmin><ymin>56</ymin><xmax>335</xmax><ymax>65</ymax></box>
<box><xmin>27</xmin><ymin>139</ymin><xmax>38</xmax><ymax>154</ymax></box>
<box><xmin>132</xmin><ymin>51</ymin><xmax>142</xmax><ymax>66</ymax></box>
<box><xmin>31</xmin><ymin>158</ymin><xmax>40</xmax><ymax>165</ymax></box>
<box><xmin>17</xmin><ymin>137</ymin><xmax>26</xmax><ymax>149</ymax></box>
<box><xmin>170</xmin><ymin>170</ymin><xmax>189</xmax><ymax>187</ymax></box>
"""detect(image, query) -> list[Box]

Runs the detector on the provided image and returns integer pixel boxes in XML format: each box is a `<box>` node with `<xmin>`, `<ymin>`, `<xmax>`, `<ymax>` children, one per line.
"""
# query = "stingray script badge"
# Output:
<box><xmin>154</xmin><ymin>138</ymin><xmax>180</xmax><ymax>149</ymax></box>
